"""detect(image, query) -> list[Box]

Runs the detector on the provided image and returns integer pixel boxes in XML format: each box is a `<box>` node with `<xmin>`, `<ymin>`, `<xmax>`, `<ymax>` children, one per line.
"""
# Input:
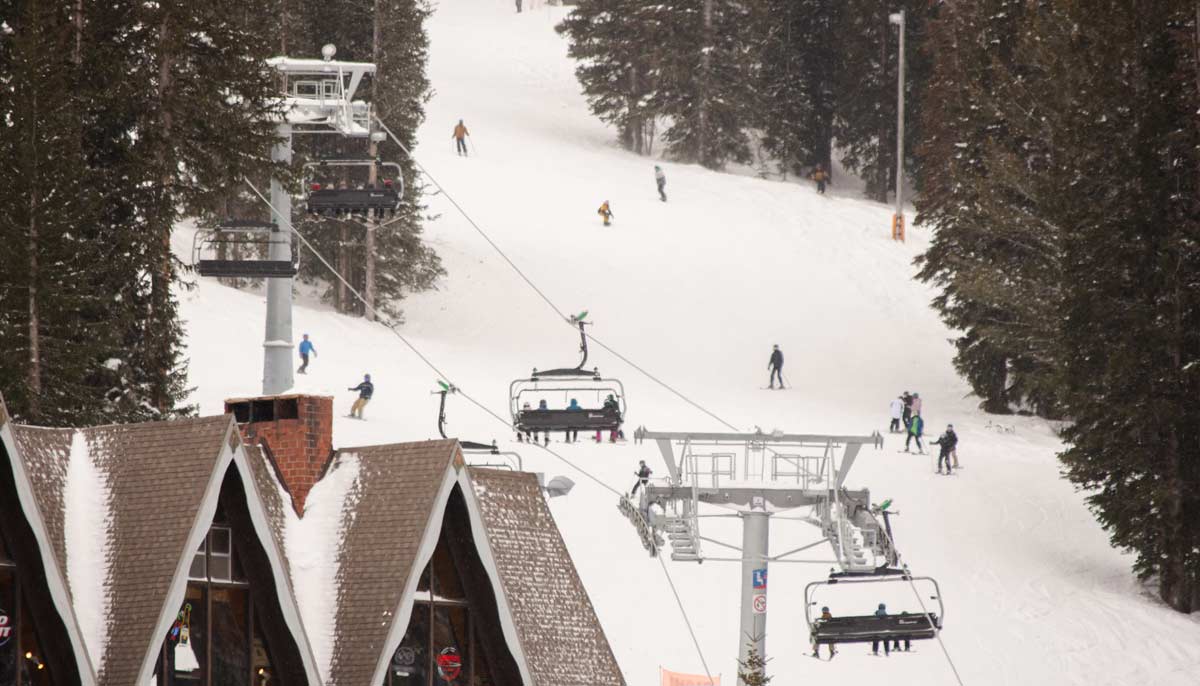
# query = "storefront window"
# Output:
<box><xmin>0</xmin><ymin>567</ymin><xmax>15</xmax><ymax>686</ymax></box>
<box><xmin>160</xmin><ymin>519</ymin><xmax>274</xmax><ymax>686</ymax></box>
<box><xmin>384</xmin><ymin>537</ymin><xmax>502</xmax><ymax>686</ymax></box>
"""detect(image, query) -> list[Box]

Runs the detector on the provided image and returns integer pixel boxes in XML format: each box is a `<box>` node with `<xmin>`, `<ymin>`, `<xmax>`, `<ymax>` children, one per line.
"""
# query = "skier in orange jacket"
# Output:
<box><xmin>452</xmin><ymin>120</ymin><xmax>470</xmax><ymax>156</ymax></box>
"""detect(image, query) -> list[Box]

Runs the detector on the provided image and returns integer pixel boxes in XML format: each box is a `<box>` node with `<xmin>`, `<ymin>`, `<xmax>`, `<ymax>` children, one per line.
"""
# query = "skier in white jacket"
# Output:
<box><xmin>889</xmin><ymin>396</ymin><xmax>904</xmax><ymax>433</ymax></box>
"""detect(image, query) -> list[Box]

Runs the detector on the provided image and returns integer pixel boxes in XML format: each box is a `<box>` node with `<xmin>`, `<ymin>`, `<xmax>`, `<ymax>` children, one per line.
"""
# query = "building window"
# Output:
<box><xmin>384</xmin><ymin>539</ymin><xmax>497</xmax><ymax>686</ymax></box>
<box><xmin>159</xmin><ymin>519</ymin><xmax>275</xmax><ymax>686</ymax></box>
<box><xmin>0</xmin><ymin>532</ymin><xmax>55</xmax><ymax>685</ymax></box>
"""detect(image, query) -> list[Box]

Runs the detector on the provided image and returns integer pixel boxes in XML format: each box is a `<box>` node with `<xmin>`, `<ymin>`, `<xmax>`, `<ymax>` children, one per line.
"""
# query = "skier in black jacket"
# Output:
<box><xmin>931</xmin><ymin>424</ymin><xmax>958</xmax><ymax>475</ymax></box>
<box><xmin>631</xmin><ymin>460</ymin><xmax>652</xmax><ymax>496</ymax></box>
<box><xmin>768</xmin><ymin>345</ymin><xmax>784</xmax><ymax>389</ymax></box>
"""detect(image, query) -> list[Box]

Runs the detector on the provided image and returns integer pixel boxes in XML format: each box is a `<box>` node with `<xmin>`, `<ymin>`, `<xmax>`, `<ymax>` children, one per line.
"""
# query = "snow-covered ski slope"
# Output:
<box><xmin>175</xmin><ymin>1</ymin><xmax>1200</xmax><ymax>683</ymax></box>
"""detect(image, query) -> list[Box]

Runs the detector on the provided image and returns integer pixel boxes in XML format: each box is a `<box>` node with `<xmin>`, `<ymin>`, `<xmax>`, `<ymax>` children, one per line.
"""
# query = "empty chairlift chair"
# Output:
<box><xmin>805</xmin><ymin>570</ymin><xmax>944</xmax><ymax>650</ymax></box>
<box><xmin>191</xmin><ymin>220</ymin><xmax>298</xmax><ymax>279</ymax></box>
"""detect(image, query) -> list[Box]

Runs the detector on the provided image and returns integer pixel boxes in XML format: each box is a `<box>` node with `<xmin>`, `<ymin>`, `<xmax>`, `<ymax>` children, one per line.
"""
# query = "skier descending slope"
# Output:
<box><xmin>932</xmin><ymin>424</ymin><xmax>958</xmax><ymax>475</ymax></box>
<box><xmin>767</xmin><ymin>344</ymin><xmax>784</xmax><ymax>389</ymax></box>
<box><xmin>452</xmin><ymin>119</ymin><xmax>470</xmax><ymax>156</ymax></box>
<box><xmin>654</xmin><ymin>165</ymin><xmax>667</xmax><ymax>202</ymax></box>
<box><xmin>348</xmin><ymin>374</ymin><xmax>374</xmax><ymax>419</ymax></box>
<box><xmin>297</xmin><ymin>333</ymin><xmax>317</xmax><ymax>374</ymax></box>
<box><xmin>597</xmin><ymin>200</ymin><xmax>614</xmax><ymax>226</ymax></box>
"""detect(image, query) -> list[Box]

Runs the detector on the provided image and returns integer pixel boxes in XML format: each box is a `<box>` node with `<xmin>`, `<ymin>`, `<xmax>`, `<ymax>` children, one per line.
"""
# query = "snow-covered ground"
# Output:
<box><xmin>175</xmin><ymin>0</ymin><xmax>1200</xmax><ymax>683</ymax></box>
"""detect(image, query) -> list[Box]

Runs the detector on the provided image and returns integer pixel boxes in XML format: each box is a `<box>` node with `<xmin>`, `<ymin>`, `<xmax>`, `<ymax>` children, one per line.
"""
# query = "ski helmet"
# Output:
<box><xmin>365</xmin><ymin>373</ymin><xmax>371</xmax><ymax>380</ymax></box>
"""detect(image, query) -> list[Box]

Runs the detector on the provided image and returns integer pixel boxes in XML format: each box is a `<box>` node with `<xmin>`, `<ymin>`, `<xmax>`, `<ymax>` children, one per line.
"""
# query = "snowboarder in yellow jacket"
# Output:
<box><xmin>598</xmin><ymin>200</ymin><xmax>613</xmax><ymax>226</ymax></box>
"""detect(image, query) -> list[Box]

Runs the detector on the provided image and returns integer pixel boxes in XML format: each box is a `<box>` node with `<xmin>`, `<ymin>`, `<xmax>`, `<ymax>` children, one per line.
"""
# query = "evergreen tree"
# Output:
<box><xmin>754</xmin><ymin>0</ymin><xmax>841</xmax><ymax>177</ymax></box>
<box><xmin>736</xmin><ymin>641</ymin><xmax>771</xmax><ymax>686</ymax></box>
<box><xmin>556</xmin><ymin>0</ymin><xmax>664</xmax><ymax>154</ymax></box>
<box><xmin>653</xmin><ymin>0</ymin><xmax>756</xmax><ymax>169</ymax></box>
<box><xmin>833</xmin><ymin>0</ymin><xmax>932</xmax><ymax>201</ymax></box>
<box><xmin>913</xmin><ymin>0</ymin><xmax>1060</xmax><ymax>414</ymax></box>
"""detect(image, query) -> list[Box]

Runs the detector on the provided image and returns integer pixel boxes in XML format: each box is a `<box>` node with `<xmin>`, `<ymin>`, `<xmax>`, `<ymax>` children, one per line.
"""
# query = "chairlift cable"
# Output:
<box><xmin>372</xmin><ymin>117</ymin><xmax>741</xmax><ymax>432</ymax></box>
<box><xmin>246</xmin><ymin>177</ymin><xmax>721</xmax><ymax>682</ymax></box>
<box><xmin>876</xmin><ymin>516</ymin><xmax>966</xmax><ymax>686</ymax></box>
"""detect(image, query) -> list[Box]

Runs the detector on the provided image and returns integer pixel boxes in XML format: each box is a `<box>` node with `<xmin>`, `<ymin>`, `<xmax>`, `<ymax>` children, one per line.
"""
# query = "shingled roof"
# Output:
<box><xmin>468</xmin><ymin>468</ymin><xmax>627</xmax><ymax>686</ymax></box>
<box><xmin>0</xmin><ymin>399</ymin><xmax>319</xmax><ymax>686</ymax></box>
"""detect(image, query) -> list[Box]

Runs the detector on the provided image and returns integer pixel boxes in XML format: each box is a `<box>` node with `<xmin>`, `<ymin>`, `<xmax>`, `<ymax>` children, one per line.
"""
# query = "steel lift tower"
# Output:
<box><xmin>260</xmin><ymin>46</ymin><xmax>377</xmax><ymax>394</ymax></box>
<box><xmin>619</xmin><ymin>429</ymin><xmax>888</xmax><ymax>684</ymax></box>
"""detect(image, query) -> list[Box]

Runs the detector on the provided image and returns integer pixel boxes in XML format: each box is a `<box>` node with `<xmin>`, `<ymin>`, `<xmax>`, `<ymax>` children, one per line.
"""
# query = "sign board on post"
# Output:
<box><xmin>752</xmin><ymin>594</ymin><xmax>767</xmax><ymax>614</ymax></box>
<box><xmin>752</xmin><ymin>568</ymin><xmax>767</xmax><ymax>590</ymax></box>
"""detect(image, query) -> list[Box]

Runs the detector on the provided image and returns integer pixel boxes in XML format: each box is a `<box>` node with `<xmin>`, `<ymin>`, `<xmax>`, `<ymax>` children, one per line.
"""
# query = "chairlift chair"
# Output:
<box><xmin>304</xmin><ymin>159</ymin><xmax>403</xmax><ymax>219</ymax></box>
<box><xmin>508</xmin><ymin>312</ymin><xmax>627</xmax><ymax>437</ymax></box>
<box><xmin>191</xmin><ymin>220</ymin><xmax>298</xmax><ymax>278</ymax></box>
<box><xmin>805</xmin><ymin>570</ymin><xmax>944</xmax><ymax>648</ymax></box>
<box><xmin>434</xmin><ymin>382</ymin><xmax>497</xmax><ymax>454</ymax></box>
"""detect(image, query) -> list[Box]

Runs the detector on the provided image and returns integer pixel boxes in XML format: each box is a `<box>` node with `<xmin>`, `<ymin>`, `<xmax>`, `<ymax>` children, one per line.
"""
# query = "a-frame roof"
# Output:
<box><xmin>0</xmin><ymin>395</ymin><xmax>320</xmax><ymax>686</ymax></box>
<box><xmin>468</xmin><ymin>468</ymin><xmax>627</xmax><ymax>686</ymax></box>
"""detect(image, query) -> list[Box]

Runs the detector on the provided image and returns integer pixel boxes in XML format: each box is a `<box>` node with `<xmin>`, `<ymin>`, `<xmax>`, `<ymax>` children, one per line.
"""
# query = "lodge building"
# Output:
<box><xmin>0</xmin><ymin>392</ymin><xmax>625</xmax><ymax>686</ymax></box>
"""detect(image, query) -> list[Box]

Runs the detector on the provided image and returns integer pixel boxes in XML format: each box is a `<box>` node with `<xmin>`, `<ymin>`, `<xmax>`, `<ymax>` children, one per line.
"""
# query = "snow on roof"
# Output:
<box><xmin>64</xmin><ymin>430</ymin><xmax>114</xmax><ymax>672</ymax></box>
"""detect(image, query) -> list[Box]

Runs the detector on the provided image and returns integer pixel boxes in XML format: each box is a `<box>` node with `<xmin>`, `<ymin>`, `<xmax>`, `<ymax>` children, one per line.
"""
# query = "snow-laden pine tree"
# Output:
<box><xmin>736</xmin><ymin>642</ymin><xmax>771</xmax><ymax>686</ymax></box>
<box><xmin>913</xmin><ymin>0</ymin><xmax>1062</xmax><ymax>415</ymax></box>
<box><xmin>556</xmin><ymin>0</ymin><xmax>665</xmax><ymax>155</ymax></box>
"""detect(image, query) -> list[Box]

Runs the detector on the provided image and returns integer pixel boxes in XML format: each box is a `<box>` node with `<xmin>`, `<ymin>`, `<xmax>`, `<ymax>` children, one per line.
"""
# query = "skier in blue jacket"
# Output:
<box><xmin>297</xmin><ymin>334</ymin><xmax>317</xmax><ymax>374</ymax></box>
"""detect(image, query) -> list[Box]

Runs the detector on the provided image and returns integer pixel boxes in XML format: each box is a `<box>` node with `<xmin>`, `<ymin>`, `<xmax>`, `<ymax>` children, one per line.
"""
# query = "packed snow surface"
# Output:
<box><xmin>175</xmin><ymin>0</ymin><xmax>1200</xmax><ymax>683</ymax></box>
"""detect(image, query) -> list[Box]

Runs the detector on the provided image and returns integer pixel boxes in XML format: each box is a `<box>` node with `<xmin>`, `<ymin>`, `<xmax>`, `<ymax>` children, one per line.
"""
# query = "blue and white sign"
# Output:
<box><xmin>752</xmin><ymin>568</ymin><xmax>768</xmax><ymax>590</ymax></box>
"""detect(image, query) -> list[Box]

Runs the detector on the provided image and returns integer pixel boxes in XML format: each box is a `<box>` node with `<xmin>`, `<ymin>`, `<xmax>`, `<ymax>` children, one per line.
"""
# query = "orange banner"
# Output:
<box><xmin>661</xmin><ymin>667</ymin><xmax>720</xmax><ymax>686</ymax></box>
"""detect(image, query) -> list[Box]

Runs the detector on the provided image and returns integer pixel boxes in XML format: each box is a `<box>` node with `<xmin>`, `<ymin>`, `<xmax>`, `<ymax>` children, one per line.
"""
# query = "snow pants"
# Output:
<box><xmin>298</xmin><ymin>352</ymin><xmax>310</xmax><ymax>374</ymax></box>
<box><xmin>817</xmin><ymin>180</ymin><xmax>826</xmax><ymax>194</ymax></box>
<box><xmin>770</xmin><ymin>368</ymin><xmax>783</xmax><ymax>388</ymax></box>
<box><xmin>350</xmin><ymin>397</ymin><xmax>370</xmax><ymax>418</ymax></box>
<box><xmin>905</xmin><ymin>432</ymin><xmax>923</xmax><ymax>452</ymax></box>
<box><xmin>938</xmin><ymin>451</ymin><xmax>953</xmax><ymax>473</ymax></box>
<box><xmin>456</xmin><ymin>137</ymin><xmax>468</xmax><ymax>155</ymax></box>
<box><xmin>657</xmin><ymin>179</ymin><xmax>667</xmax><ymax>201</ymax></box>
<box><xmin>889</xmin><ymin>417</ymin><xmax>901</xmax><ymax>433</ymax></box>
<box><xmin>631</xmin><ymin>478</ymin><xmax>648</xmax><ymax>496</ymax></box>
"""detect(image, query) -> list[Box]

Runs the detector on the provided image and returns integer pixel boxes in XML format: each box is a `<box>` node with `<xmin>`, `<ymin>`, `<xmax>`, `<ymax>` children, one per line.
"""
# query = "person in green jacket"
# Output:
<box><xmin>904</xmin><ymin>415</ymin><xmax>925</xmax><ymax>454</ymax></box>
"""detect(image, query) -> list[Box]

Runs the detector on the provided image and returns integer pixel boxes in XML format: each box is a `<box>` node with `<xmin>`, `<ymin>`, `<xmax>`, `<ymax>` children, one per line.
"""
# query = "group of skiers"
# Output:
<box><xmin>889</xmin><ymin>391</ymin><xmax>959</xmax><ymax>474</ymax></box>
<box><xmin>516</xmin><ymin>394</ymin><xmax>623</xmax><ymax>444</ymax></box>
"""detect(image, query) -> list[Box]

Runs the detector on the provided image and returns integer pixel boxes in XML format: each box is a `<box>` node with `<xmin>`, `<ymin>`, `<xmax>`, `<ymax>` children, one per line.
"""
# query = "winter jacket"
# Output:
<box><xmin>902</xmin><ymin>392</ymin><xmax>913</xmax><ymax>408</ymax></box>
<box><xmin>537</xmin><ymin>400</ymin><xmax>549</xmax><ymax>410</ymax></box>
<box><xmin>769</xmin><ymin>349</ymin><xmax>784</xmax><ymax>370</ymax></box>
<box><xmin>812</xmin><ymin>168</ymin><xmax>829</xmax><ymax>182</ymax></box>
<box><xmin>452</xmin><ymin>123</ymin><xmax>469</xmax><ymax>140</ymax></box>
<box><xmin>567</xmin><ymin>400</ymin><xmax>582</xmax><ymax>411</ymax></box>
<box><xmin>598</xmin><ymin>202</ymin><xmax>613</xmax><ymax>218</ymax></box>
<box><xmin>889</xmin><ymin>398</ymin><xmax>903</xmax><ymax>419</ymax></box>
<box><xmin>655</xmin><ymin>168</ymin><xmax>666</xmax><ymax>183</ymax></box>
<box><xmin>912</xmin><ymin>396</ymin><xmax>923</xmax><ymax>415</ymax></box>
<box><xmin>875</xmin><ymin>607</ymin><xmax>888</xmax><ymax>618</ymax></box>
<box><xmin>932</xmin><ymin>429</ymin><xmax>958</xmax><ymax>453</ymax></box>
<box><xmin>350</xmin><ymin>381</ymin><xmax>374</xmax><ymax>399</ymax></box>
<box><xmin>636</xmin><ymin>465</ymin><xmax>652</xmax><ymax>479</ymax></box>
<box><xmin>299</xmin><ymin>340</ymin><xmax>315</xmax><ymax>355</ymax></box>
<box><xmin>907</xmin><ymin>416</ymin><xmax>924</xmax><ymax>437</ymax></box>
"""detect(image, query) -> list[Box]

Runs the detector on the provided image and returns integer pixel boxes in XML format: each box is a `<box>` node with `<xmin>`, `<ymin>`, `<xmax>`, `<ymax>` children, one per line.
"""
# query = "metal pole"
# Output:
<box><xmin>894</xmin><ymin>10</ymin><xmax>906</xmax><ymax>240</ymax></box>
<box><xmin>737</xmin><ymin>505</ymin><xmax>769</xmax><ymax>685</ymax></box>
<box><xmin>263</xmin><ymin>122</ymin><xmax>295</xmax><ymax>395</ymax></box>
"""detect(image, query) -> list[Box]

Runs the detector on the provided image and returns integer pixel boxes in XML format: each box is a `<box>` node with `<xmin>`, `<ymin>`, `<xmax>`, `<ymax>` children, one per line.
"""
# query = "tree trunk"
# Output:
<box><xmin>697</xmin><ymin>0</ymin><xmax>713</xmax><ymax>165</ymax></box>
<box><xmin>338</xmin><ymin>223</ymin><xmax>350</xmax><ymax>312</ymax></box>
<box><xmin>151</xmin><ymin>13</ymin><xmax>177</xmax><ymax>413</ymax></box>
<box><xmin>363</xmin><ymin>0</ymin><xmax>382</xmax><ymax>321</ymax></box>
<box><xmin>72</xmin><ymin>0</ymin><xmax>83</xmax><ymax>65</ymax></box>
<box><xmin>27</xmin><ymin>94</ymin><xmax>41</xmax><ymax>420</ymax></box>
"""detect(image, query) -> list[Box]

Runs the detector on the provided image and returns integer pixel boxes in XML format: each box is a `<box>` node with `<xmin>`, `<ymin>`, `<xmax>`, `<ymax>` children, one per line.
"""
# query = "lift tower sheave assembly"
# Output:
<box><xmin>620</xmin><ymin>429</ymin><xmax>887</xmax><ymax>685</ymax></box>
<box><xmin>260</xmin><ymin>46</ymin><xmax>376</xmax><ymax>395</ymax></box>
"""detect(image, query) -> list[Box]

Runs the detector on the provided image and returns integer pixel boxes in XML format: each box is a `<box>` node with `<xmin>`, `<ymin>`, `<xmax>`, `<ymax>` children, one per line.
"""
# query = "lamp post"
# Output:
<box><xmin>889</xmin><ymin>10</ymin><xmax>906</xmax><ymax>242</ymax></box>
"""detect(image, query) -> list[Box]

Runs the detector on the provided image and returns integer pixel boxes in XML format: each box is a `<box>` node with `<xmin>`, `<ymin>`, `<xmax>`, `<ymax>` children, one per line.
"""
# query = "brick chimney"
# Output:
<box><xmin>225</xmin><ymin>394</ymin><xmax>333</xmax><ymax>515</ymax></box>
